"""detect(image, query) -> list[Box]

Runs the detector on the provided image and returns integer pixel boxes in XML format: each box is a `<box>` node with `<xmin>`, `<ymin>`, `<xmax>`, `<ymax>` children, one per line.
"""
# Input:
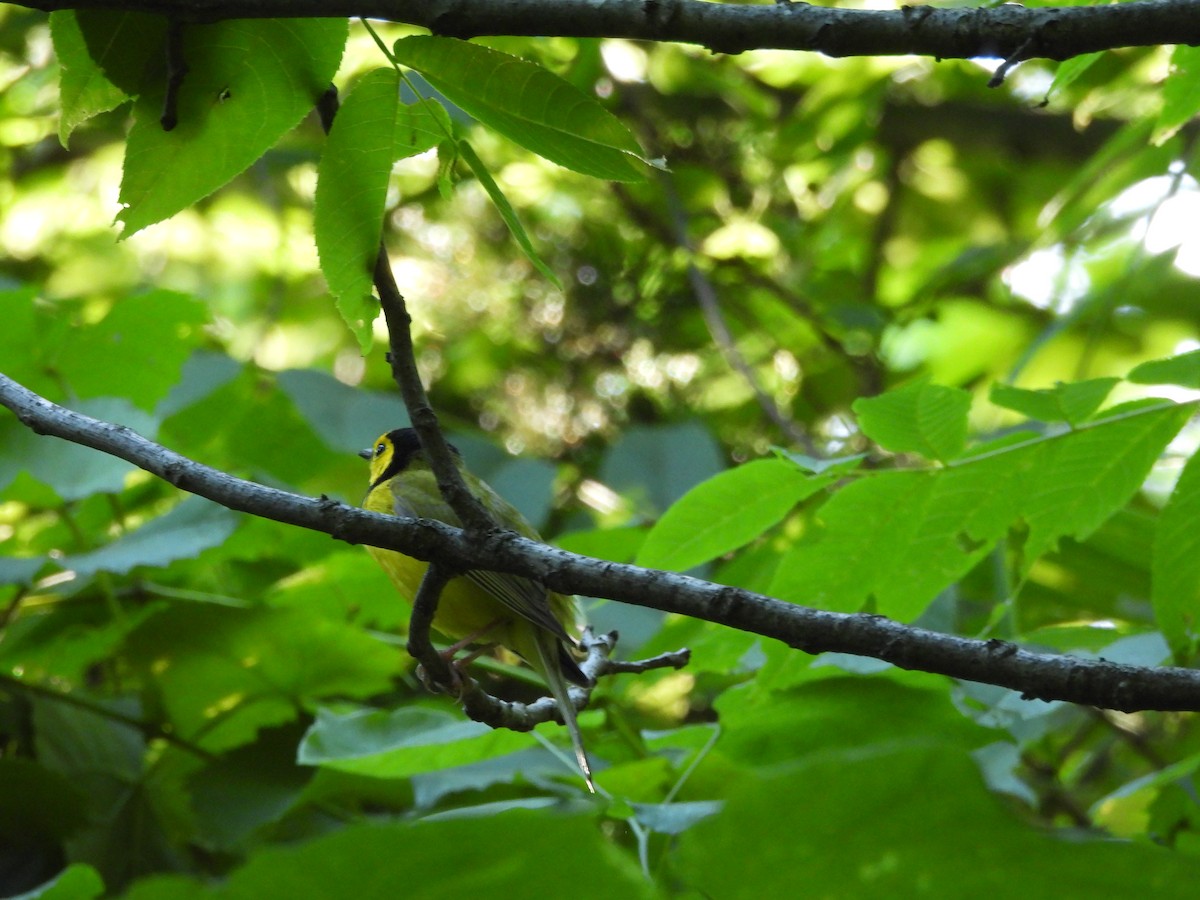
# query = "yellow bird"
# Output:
<box><xmin>360</xmin><ymin>428</ymin><xmax>595</xmax><ymax>791</ymax></box>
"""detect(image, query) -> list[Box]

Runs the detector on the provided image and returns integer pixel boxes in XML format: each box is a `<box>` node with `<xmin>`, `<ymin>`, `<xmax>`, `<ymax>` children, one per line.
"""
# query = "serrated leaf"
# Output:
<box><xmin>315</xmin><ymin>68</ymin><xmax>450</xmax><ymax>351</ymax></box>
<box><xmin>772</xmin><ymin>403</ymin><xmax>1191</xmax><ymax>619</ymax></box>
<box><xmin>1128</xmin><ymin>349</ymin><xmax>1200</xmax><ymax>388</ymax></box>
<box><xmin>458</xmin><ymin>138</ymin><xmax>560</xmax><ymax>286</ymax></box>
<box><xmin>1153</xmin><ymin>450</ymin><xmax>1200</xmax><ymax>660</ymax></box>
<box><xmin>118</xmin><ymin>19</ymin><xmax>347</xmax><ymax>236</ymax></box>
<box><xmin>49</xmin><ymin>11</ymin><xmax>134</xmax><ymax>147</ymax></box>
<box><xmin>989</xmin><ymin>377</ymin><xmax>1119</xmax><ymax>425</ymax></box>
<box><xmin>637</xmin><ymin>458</ymin><xmax>829</xmax><ymax>571</ymax></box>
<box><xmin>392</xmin><ymin>35</ymin><xmax>646</xmax><ymax>181</ymax></box>
<box><xmin>60</xmin><ymin>496</ymin><xmax>239</xmax><ymax>577</ymax></box>
<box><xmin>854</xmin><ymin>380</ymin><xmax>971</xmax><ymax>462</ymax></box>
<box><xmin>1154</xmin><ymin>45</ymin><xmax>1200</xmax><ymax>146</ymax></box>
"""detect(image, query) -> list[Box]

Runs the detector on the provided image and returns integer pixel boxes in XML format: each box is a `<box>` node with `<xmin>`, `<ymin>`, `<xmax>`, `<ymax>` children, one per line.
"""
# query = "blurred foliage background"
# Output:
<box><xmin>2</xmin><ymin>3</ymin><xmax>1200</xmax><ymax>897</ymax></box>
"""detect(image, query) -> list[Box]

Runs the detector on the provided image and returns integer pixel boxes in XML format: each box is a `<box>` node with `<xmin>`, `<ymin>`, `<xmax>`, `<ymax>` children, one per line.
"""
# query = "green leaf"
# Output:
<box><xmin>52</xmin><ymin>291</ymin><xmax>208</xmax><ymax>411</ymax></box>
<box><xmin>124</xmin><ymin>606</ymin><xmax>401</xmax><ymax>751</ymax></box>
<box><xmin>1154</xmin><ymin>45</ymin><xmax>1200</xmax><ymax>145</ymax></box>
<box><xmin>629</xmin><ymin>801</ymin><xmax>723</xmax><ymax>835</ymax></box>
<box><xmin>392</xmin><ymin>35</ymin><xmax>647</xmax><ymax>181</ymax></box>
<box><xmin>299</xmin><ymin>707</ymin><xmax>534</xmax><ymax>779</ymax></box>
<box><xmin>989</xmin><ymin>377</ymin><xmax>1120</xmax><ymax>425</ymax></box>
<box><xmin>772</xmin><ymin>402</ymin><xmax>1192</xmax><ymax>618</ymax></box>
<box><xmin>1128</xmin><ymin>349</ymin><xmax>1200</xmax><ymax>388</ymax></box>
<box><xmin>60</xmin><ymin>496</ymin><xmax>240</xmax><ymax>577</ymax></box>
<box><xmin>121</xmin><ymin>814</ymin><xmax>651</xmax><ymax>898</ymax></box>
<box><xmin>1047</xmin><ymin>52</ymin><xmax>1103</xmax><ymax>101</ymax></box>
<box><xmin>854</xmin><ymin>379</ymin><xmax>971</xmax><ymax>461</ymax></box>
<box><xmin>186</xmin><ymin>724</ymin><xmax>312</xmax><ymax>852</ymax></box>
<box><xmin>315</xmin><ymin>68</ymin><xmax>450</xmax><ymax>352</ymax></box>
<box><xmin>637</xmin><ymin>458</ymin><xmax>829</xmax><ymax>571</ymax></box>
<box><xmin>276</xmin><ymin>367</ymin><xmax>408</xmax><ymax>454</ymax></box>
<box><xmin>1153</xmin><ymin>449</ymin><xmax>1200</xmax><ymax>661</ymax></box>
<box><xmin>457</xmin><ymin>138</ymin><xmax>560</xmax><ymax>286</ymax></box>
<box><xmin>49</xmin><ymin>11</ymin><xmax>132</xmax><ymax>147</ymax></box>
<box><xmin>118</xmin><ymin>19</ymin><xmax>347</xmax><ymax>236</ymax></box>
<box><xmin>600</xmin><ymin>422</ymin><xmax>725</xmax><ymax>515</ymax></box>
<box><xmin>18</xmin><ymin>863</ymin><xmax>105</xmax><ymax>900</ymax></box>
<box><xmin>678</xmin><ymin>744</ymin><xmax>1200</xmax><ymax>897</ymax></box>
<box><xmin>5</xmin><ymin>398</ymin><xmax>158</xmax><ymax>501</ymax></box>
<box><xmin>557</xmin><ymin>526</ymin><xmax>647</xmax><ymax>564</ymax></box>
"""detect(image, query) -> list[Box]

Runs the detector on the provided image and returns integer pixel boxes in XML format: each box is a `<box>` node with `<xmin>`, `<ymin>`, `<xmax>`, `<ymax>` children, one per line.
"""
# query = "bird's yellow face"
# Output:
<box><xmin>361</xmin><ymin>432</ymin><xmax>395</xmax><ymax>487</ymax></box>
<box><xmin>360</xmin><ymin>429</ymin><xmax>431</xmax><ymax>493</ymax></box>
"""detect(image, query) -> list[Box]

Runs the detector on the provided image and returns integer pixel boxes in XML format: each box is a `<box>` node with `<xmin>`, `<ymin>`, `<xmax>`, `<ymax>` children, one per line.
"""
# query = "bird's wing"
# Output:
<box><xmin>389</xmin><ymin>473</ymin><xmax>573</xmax><ymax>643</ymax></box>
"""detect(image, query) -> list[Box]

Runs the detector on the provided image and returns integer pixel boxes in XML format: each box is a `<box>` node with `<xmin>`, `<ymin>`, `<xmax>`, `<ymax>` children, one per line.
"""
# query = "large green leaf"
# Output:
<box><xmin>854</xmin><ymin>379</ymin><xmax>971</xmax><ymax>462</ymax></box>
<box><xmin>3</xmin><ymin>398</ymin><xmax>158</xmax><ymax>501</ymax></box>
<box><xmin>678</xmin><ymin>744</ymin><xmax>1200</xmax><ymax>897</ymax></box>
<box><xmin>118</xmin><ymin>19</ymin><xmax>347</xmax><ymax>236</ymax></box>
<box><xmin>772</xmin><ymin>402</ymin><xmax>1192</xmax><ymax>618</ymax></box>
<box><xmin>391</xmin><ymin>36</ymin><xmax>646</xmax><ymax>181</ymax></box>
<box><xmin>1153</xmin><ymin>449</ymin><xmax>1200</xmax><ymax>660</ymax></box>
<box><xmin>123</xmin><ymin>606</ymin><xmax>401</xmax><ymax>751</ymax></box>
<box><xmin>59</xmin><ymin>496</ymin><xmax>240</xmax><ymax>578</ymax></box>
<box><xmin>121</xmin><ymin>813</ymin><xmax>653</xmax><ymax>899</ymax></box>
<box><xmin>315</xmin><ymin>68</ymin><xmax>450</xmax><ymax>351</ymax></box>
<box><xmin>51</xmin><ymin>291</ymin><xmax>208</xmax><ymax>411</ymax></box>
<box><xmin>637</xmin><ymin>457</ymin><xmax>830</xmax><ymax>571</ymax></box>
<box><xmin>298</xmin><ymin>707</ymin><xmax>536</xmax><ymax>779</ymax></box>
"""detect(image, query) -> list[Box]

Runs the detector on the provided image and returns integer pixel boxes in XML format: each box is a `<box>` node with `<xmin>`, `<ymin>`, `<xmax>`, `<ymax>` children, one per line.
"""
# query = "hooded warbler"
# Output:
<box><xmin>361</xmin><ymin>428</ymin><xmax>595</xmax><ymax>791</ymax></box>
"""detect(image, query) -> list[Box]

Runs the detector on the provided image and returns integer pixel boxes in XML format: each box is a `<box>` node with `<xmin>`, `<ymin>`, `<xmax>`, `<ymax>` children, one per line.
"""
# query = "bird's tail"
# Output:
<box><xmin>534</xmin><ymin>631</ymin><xmax>596</xmax><ymax>793</ymax></box>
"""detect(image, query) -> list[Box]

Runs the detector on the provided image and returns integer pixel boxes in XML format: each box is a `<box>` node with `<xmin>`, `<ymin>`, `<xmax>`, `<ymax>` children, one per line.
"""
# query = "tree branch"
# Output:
<box><xmin>4</xmin><ymin>371</ymin><xmax>1200</xmax><ymax>714</ymax></box>
<box><xmin>11</xmin><ymin>0</ymin><xmax>1197</xmax><ymax>61</ymax></box>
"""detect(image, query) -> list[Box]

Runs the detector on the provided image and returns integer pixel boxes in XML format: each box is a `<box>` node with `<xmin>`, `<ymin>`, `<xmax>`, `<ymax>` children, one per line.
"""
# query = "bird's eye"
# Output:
<box><xmin>375</xmin><ymin>442</ymin><xmax>386</xmax><ymax>457</ymax></box>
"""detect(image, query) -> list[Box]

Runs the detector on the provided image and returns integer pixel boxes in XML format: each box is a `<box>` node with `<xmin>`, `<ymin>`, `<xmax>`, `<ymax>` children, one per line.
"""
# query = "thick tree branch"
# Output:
<box><xmin>11</xmin><ymin>0</ymin><xmax>1199</xmax><ymax>61</ymax></box>
<box><xmin>3</xmin><ymin>371</ymin><xmax>1200</xmax><ymax>714</ymax></box>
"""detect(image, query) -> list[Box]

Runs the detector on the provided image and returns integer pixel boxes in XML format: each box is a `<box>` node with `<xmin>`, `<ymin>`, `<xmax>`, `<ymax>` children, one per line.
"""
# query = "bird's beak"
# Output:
<box><xmin>357</xmin><ymin>448</ymin><xmax>373</xmax><ymax>460</ymax></box>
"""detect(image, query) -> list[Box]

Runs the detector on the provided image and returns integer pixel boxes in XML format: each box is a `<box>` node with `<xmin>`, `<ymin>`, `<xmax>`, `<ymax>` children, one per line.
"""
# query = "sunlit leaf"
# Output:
<box><xmin>638</xmin><ymin>457</ymin><xmax>829</xmax><ymax>571</ymax></box>
<box><xmin>989</xmin><ymin>377</ymin><xmax>1120</xmax><ymax>425</ymax></box>
<box><xmin>392</xmin><ymin>35</ymin><xmax>647</xmax><ymax>181</ymax></box>
<box><xmin>772</xmin><ymin>402</ymin><xmax>1191</xmax><ymax>618</ymax></box>
<box><xmin>854</xmin><ymin>379</ymin><xmax>971</xmax><ymax>461</ymax></box>
<box><xmin>315</xmin><ymin>68</ymin><xmax>451</xmax><ymax>351</ymax></box>
<box><xmin>118</xmin><ymin>19</ymin><xmax>347</xmax><ymax>235</ymax></box>
<box><xmin>49</xmin><ymin>11</ymin><xmax>133</xmax><ymax>146</ymax></box>
<box><xmin>1128</xmin><ymin>349</ymin><xmax>1200</xmax><ymax>388</ymax></box>
<box><xmin>1153</xmin><ymin>449</ymin><xmax>1200</xmax><ymax>660</ymax></box>
<box><xmin>1154</xmin><ymin>45</ymin><xmax>1200</xmax><ymax>145</ymax></box>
